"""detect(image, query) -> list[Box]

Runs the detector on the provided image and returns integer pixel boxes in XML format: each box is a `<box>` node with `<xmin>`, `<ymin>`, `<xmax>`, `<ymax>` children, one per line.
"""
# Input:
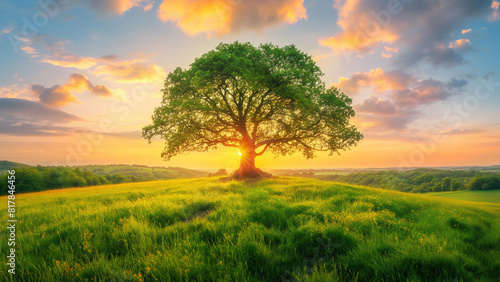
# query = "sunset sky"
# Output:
<box><xmin>1</xmin><ymin>0</ymin><xmax>499</xmax><ymax>170</ymax></box>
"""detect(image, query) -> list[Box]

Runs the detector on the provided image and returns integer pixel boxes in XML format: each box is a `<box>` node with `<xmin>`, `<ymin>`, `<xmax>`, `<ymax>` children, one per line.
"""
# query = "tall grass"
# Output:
<box><xmin>1</xmin><ymin>177</ymin><xmax>498</xmax><ymax>281</ymax></box>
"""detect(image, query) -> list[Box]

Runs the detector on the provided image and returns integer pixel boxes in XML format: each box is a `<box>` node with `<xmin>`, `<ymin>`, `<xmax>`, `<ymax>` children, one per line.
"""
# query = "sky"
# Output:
<box><xmin>0</xmin><ymin>0</ymin><xmax>499</xmax><ymax>170</ymax></box>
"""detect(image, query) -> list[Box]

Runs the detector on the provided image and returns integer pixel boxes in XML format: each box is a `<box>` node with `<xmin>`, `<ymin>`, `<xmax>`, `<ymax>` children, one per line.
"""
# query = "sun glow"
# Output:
<box><xmin>238</xmin><ymin>149</ymin><xmax>242</xmax><ymax>156</ymax></box>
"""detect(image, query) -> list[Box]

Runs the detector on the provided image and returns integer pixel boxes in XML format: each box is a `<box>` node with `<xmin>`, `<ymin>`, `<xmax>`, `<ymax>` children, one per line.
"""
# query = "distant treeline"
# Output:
<box><xmin>0</xmin><ymin>166</ymin><xmax>196</xmax><ymax>195</ymax></box>
<box><xmin>316</xmin><ymin>169</ymin><xmax>500</xmax><ymax>193</ymax></box>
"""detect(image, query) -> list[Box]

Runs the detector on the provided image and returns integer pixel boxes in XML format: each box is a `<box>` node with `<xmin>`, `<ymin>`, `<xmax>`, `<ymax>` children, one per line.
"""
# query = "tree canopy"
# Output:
<box><xmin>143</xmin><ymin>42</ymin><xmax>363</xmax><ymax>178</ymax></box>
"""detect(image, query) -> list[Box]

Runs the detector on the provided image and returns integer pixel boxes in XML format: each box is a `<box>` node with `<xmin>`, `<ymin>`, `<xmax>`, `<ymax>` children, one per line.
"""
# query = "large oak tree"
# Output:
<box><xmin>143</xmin><ymin>42</ymin><xmax>363</xmax><ymax>178</ymax></box>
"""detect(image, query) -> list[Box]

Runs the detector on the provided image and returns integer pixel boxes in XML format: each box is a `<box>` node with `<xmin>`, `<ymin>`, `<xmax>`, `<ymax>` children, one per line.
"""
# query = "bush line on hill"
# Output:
<box><xmin>314</xmin><ymin>169</ymin><xmax>500</xmax><ymax>193</ymax></box>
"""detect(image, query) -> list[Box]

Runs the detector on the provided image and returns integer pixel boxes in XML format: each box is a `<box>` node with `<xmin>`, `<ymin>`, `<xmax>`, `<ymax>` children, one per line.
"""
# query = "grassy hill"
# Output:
<box><xmin>0</xmin><ymin>160</ymin><xmax>31</xmax><ymax>174</ymax></box>
<box><xmin>1</xmin><ymin>177</ymin><xmax>499</xmax><ymax>281</ymax></box>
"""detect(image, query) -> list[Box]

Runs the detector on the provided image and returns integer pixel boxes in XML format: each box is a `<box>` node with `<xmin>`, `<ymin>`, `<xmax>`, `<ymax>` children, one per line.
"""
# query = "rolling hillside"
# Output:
<box><xmin>76</xmin><ymin>164</ymin><xmax>209</xmax><ymax>180</ymax></box>
<box><xmin>0</xmin><ymin>161</ymin><xmax>209</xmax><ymax>180</ymax></box>
<box><xmin>0</xmin><ymin>160</ymin><xmax>31</xmax><ymax>174</ymax></box>
<box><xmin>1</xmin><ymin>177</ymin><xmax>499</xmax><ymax>281</ymax></box>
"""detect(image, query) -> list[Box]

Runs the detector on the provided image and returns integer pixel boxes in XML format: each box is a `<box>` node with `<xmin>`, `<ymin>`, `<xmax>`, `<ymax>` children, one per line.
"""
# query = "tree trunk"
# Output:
<box><xmin>236</xmin><ymin>149</ymin><xmax>258</xmax><ymax>178</ymax></box>
<box><xmin>232</xmin><ymin>143</ymin><xmax>270</xmax><ymax>179</ymax></box>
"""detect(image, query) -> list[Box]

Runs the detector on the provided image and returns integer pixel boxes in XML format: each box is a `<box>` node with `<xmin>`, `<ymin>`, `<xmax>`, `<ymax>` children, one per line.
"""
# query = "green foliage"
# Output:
<box><xmin>15</xmin><ymin>167</ymin><xmax>44</xmax><ymax>192</ymax></box>
<box><xmin>1</xmin><ymin>177</ymin><xmax>498</xmax><ymax>281</ymax></box>
<box><xmin>0</xmin><ymin>164</ymin><xmax>209</xmax><ymax>195</ymax></box>
<box><xmin>451</xmin><ymin>179</ymin><xmax>462</xmax><ymax>191</ymax></box>
<box><xmin>143</xmin><ymin>42</ymin><xmax>362</xmax><ymax>163</ymax></box>
<box><xmin>80</xmin><ymin>164</ymin><xmax>208</xmax><ymax>180</ymax></box>
<box><xmin>467</xmin><ymin>175</ymin><xmax>500</xmax><ymax>191</ymax></box>
<box><xmin>318</xmin><ymin>169</ymin><xmax>500</xmax><ymax>194</ymax></box>
<box><xmin>441</xmin><ymin>177</ymin><xmax>452</xmax><ymax>191</ymax></box>
<box><xmin>0</xmin><ymin>167</ymin><xmax>113</xmax><ymax>194</ymax></box>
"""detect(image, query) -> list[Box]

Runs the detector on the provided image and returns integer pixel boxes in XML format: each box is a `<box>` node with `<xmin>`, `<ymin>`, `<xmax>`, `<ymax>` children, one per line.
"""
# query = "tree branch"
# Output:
<box><xmin>255</xmin><ymin>143</ymin><xmax>270</xmax><ymax>156</ymax></box>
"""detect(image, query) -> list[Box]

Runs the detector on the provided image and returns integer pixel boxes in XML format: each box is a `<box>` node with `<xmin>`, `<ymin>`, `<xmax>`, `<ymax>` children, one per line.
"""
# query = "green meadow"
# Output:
<box><xmin>1</xmin><ymin>177</ymin><xmax>499</xmax><ymax>281</ymax></box>
<box><xmin>426</xmin><ymin>190</ymin><xmax>500</xmax><ymax>204</ymax></box>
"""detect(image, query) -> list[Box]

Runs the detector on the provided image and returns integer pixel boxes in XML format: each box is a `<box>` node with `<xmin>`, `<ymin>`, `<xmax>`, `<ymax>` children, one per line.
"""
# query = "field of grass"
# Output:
<box><xmin>426</xmin><ymin>190</ymin><xmax>500</xmax><ymax>204</ymax></box>
<box><xmin>1</xmin><ymin>177</ymin><xmax>499</xmax><ymax>281</ymax></box>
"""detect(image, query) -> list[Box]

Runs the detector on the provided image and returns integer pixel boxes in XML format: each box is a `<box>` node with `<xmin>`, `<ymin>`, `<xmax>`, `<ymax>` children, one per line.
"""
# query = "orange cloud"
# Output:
<box><xmin>42</xmin><ymin>55</ymin><xmax>101</xmax><ymax>69</ymax></box>
<box><xmin>158</xmin><ymin>0</ymin><xmax>230</xmax><ymax>36</ymax></box>
<box><xmin>91</xmin><ymin>56</ymin><xmax>166</xmax><ymax>83</ymax></box>
<box><xmin>15</xmin><ymin>37</ymin><xmax>41</xmax><ymax>58</ymax></box>
<box><xmin>157</xmin><ymin>0</ymin><xmax>307</xmax><ymax>36</ymax></box>
<box><xmin>489</xmin><ymin>1</ymin><xmax>500</xmax><ymax>21</ymax></box>
<box><xmin>35</xmin><ymin>39</ymin><xmax>165</xmax><ymax>83</ymax></box>
<box><xmin>36</xmin><ymin>40</ymin><xmax>106</xmax><ymax>69</ymax></box>
<box><xmin>87</xmin><ymin>0</ymin><xmax>153</xmax><ymax>16</ymax></box>
<box><xmin>337</xmin><ymin>68</ymin><xmax>412</xmax><ymax>95</ymax></box>
<box><xmin>1</xmin><ymin>26</ymin><xmax>14</xmax><ymax>34</ymax></box>
<box><xmin>381</xmin><ymin>46</ymin><xmax>398</xmax><ymax>58</ymax></box>
<box><xmin>31</xmin><ymin>73</ymin><xmax>115</xmax><ymax>108</ymax></box>
<box><xmin>448</xmin><ymin>39</ymin><xmax>470</xmax><ymax>49</ymax></box>
<box><xmin>68</xmin><ymin>73</ymin><xmax>114</xmax><ymax>97</ymax></box>
<box><xmin>391</xmin><ymin>79</ymin><xmax>449</xmax><ymax>107</ymax></box>
<box><xmin>338</xmin><ymin>68</ymin><xmax>452</xmax><ymax>109</ymax></box>
<box><xmin>322</xmin><ymin>0</ymin><xmax>491</xmax><ymax>66</ymax></box>
<box><xmin>356</xmin><ymin>95</ymin><xmax>397</xmax><ymax>115</ymax></box>
<box><xmin>113</xmin><ymin>0</ymin><xmax>152</xmax><ymax>14</ymax></box>
<box><xmin>281</xmin><ymin>0</ymin><xmax>307</xmax><ymax>23</ymax></box>
<box><xmin>0</xmin><ymin>84</ymin><xmax>37</xmax><ymax>101</ymax></box>
<box><xmin>20</xmin><ymin>46</ymin><xmax>38</xmax><ymax>57</ymax></box>
<box><xmin>143</xmin><ymin>1</ymin><xmax>154</xmax><ymax>11</ymax></box>
<box><xmin>31</xmin><ymin>84</ymin><xmax>79</xmax><ymax>108</ymax></box>
<box><xmin>461</xmin><ymin>28</ymin><xmax>471</xmax><ymax>34</ymax></box>
<box><xmin>320</xmin><ymin>0</ymin><xmax>398</xmax><ymax>53</ymax></box>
